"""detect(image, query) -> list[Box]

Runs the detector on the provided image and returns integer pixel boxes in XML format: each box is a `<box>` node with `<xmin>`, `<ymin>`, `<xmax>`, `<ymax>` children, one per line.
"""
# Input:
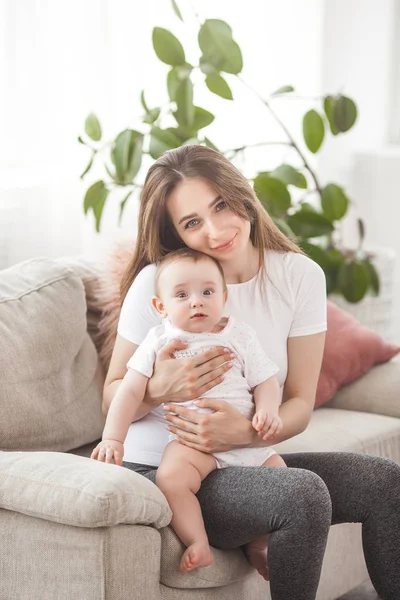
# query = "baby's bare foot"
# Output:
<box><xmin>179</xmin><ymin>541</ymin><xmax>214</xmax><ymax>573</ymax></box>
<box><xmin>244</xmin><ymin>535</ymin><xmax>270</xmax><ymax>581</ymax></box>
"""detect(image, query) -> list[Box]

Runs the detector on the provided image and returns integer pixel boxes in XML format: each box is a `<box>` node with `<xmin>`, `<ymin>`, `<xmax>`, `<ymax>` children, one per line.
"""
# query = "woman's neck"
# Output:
<box><xmin>222</xmin><ymin>244</ymin><xmax>260</xmax><ymax>284</ymax></box>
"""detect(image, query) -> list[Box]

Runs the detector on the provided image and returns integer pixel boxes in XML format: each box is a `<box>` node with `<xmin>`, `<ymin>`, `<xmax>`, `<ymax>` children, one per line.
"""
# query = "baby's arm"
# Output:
<box><xmin>91</xmin><ymin>369</ymin><xmax>148</xmax><ymax>465</ymax></box>
<box><xmin>252</xmin><ymin>376</ymin><xmax>282</xmax><ymax>441</ymax></box>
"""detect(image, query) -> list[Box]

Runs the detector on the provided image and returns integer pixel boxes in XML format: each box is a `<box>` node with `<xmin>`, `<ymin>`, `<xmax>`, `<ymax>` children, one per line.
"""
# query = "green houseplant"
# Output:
<box><xmin>79</xmin><ymin>2</ymin><xmax>379</xmax><ymax>304</ymax></box>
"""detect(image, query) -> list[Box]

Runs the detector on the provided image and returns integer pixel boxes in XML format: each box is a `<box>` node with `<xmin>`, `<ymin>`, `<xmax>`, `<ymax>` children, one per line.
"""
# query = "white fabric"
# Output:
<box><xmin>127</xmin><ymin>316</ymin><xmax>279</xmax><ymax>468</ymax></box>
<box><xmin>119</xmin><ymin>251</ymin><xmax>327</xmax><ymax>466</ymax></box>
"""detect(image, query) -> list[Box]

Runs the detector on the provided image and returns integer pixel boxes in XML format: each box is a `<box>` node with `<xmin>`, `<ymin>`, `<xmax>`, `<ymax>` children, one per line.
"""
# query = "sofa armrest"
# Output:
<box><xmin>325</xmin><ymin>355</ymin><xmax>400</xmax><ymax>418</ymax></box>
<box><xmin>0</xmin><ymin>451</ymin><xmax>171</xmax><ymax>529</ymax></box>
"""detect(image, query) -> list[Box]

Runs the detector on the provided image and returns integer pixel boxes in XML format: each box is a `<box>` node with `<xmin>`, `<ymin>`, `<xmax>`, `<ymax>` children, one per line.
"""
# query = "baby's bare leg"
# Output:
<box><xmin>156</xmin><ymin>441</ymin><xmax>217</xmax><ymax>573</ymax></box>
<box><xmin>244</xmin><ymin>453</ymin><xmax>287</xmax><ymax>581</ymax></box>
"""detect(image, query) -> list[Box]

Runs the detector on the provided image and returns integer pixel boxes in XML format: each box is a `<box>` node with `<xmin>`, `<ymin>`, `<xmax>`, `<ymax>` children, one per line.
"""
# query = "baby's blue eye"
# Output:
<box><xmin>203</xmin><ymin>289</ymin><xmax>213</xmax><ymax>296</ymax></box>
<box><xmin>177</xmin><ymin>292</ymin><xmax>187</xmax><ymax>298</ymax></box>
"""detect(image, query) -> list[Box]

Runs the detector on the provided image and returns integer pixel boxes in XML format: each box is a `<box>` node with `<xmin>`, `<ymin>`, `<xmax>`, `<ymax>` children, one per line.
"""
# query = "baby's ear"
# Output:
<box><xmin>152</xmin><ymin>296</ymin><xmax>166</xmax><ymax>317</ymax></box>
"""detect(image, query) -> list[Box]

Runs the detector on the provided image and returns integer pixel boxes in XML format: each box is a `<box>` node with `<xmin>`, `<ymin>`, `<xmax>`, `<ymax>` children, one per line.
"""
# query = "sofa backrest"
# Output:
<box><xmin>0</xmin><ymin>258</ymin><xmax>105</xmax><ymax>452</ymax></box>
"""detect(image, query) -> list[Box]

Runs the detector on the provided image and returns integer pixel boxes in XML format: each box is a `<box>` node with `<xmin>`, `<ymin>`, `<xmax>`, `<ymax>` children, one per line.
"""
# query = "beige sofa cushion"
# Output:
<box><xmin>325</xmin><ymin>355</ymin><xmax>400</xmax><ymax>418</ymax></box>
<box><xmin>275</xmin><ymin>407</ymin><xmax>400</xmax><ymax>462</ymax></box>
<box><xmin>0</xmin><ymin>451</ymin><xmax>171</xmax><ymax>528</ymax></box>
<box><xmin>0</xmin><ymin>258</ymin><xmax>104</xmax><ymax>452</ymax></box>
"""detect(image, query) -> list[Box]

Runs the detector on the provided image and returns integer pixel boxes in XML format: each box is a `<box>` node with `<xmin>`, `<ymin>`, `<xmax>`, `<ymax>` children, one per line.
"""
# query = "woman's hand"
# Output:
<box><xmin>163</xmin><ymin>398</ymin><xmax>256</xmax><ymax>453</ymax></box>
<box><xmin>144</xmin><ymin>340</ymin><xmax>235</xmax><ymax>408</ymax></box>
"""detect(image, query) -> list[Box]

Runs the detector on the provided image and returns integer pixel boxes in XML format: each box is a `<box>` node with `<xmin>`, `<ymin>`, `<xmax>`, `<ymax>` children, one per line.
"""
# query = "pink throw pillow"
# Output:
<box><xmin>315</xmin><ymin>301</ymin><xmax>400</xmax><ymax>407</ymax></box>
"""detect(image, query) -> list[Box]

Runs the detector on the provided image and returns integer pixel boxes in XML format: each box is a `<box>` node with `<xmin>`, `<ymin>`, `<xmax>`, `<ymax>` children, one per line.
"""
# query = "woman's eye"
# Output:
<box><xmin>216</xmin><ymin>200</ymin><xmax>226</xmax><ymax>211</ymax></box>
<box><xmin>185</xmin><ymin>219</ymin><xmax>199</xmax><ymax>229</ymax></box>
<box><xmin>203</xmin><ymin>289</ymin><xmax>213</xmax><ymax>296</ymax></box>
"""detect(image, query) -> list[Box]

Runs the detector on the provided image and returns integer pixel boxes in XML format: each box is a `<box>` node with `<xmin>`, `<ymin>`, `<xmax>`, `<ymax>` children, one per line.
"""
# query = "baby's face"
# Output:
<box><xmin>156</xmin><ymin>259</ymin><xmax>226</xmax><ymax>333</ymax></box>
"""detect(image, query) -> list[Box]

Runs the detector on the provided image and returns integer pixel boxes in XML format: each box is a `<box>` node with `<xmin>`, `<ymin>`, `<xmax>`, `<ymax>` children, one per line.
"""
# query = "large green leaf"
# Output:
<box><xmin>323</xmin><ymin>96</ymin><xmax>339</xmax><ymax>135</ymax></box>
<box><xmin>323</xmin><ymin>248</ymin><xmax>346</xmax><ymax>295</ymax></box>
<box><xmin>321</xmin><ymin>184</ymin><xmax>349</xmax><ymax>221</ymax></box>
<box><xmin>338</xmin><ymin>260</ymin><xmax>370</xmax><ymax>303</ymax></box>
<box><xmin>113</xmin><ymin>130</ymin><xmax>143</xmax><ymax>183</ymax></box>
<box><xmin>149</xmin><ymin>126</ymin><xmax>182</xmax><ymax>159</ymax></box>
<box><xmin>364</xmin><ymin>260</ymin><xmax>380</xmax><ymax>296</ymax></box>
<box><xmin>198</xmin><ymin>20</ymin><xmax>243</xmax><ymax>74</ymax></box>
<box><xmin>83</xmin><ymin>180</ymin><xmax>109</xmax><ymax>232</ymax></box>
<box><xmin>167</xmin><ymin>65</ymin><xmax>192</xmax><ymax>101</ymax></box>
<box><xmin>205</xmin><ymin>72</ymin><xmax>233</xmax><ymax>100</ymax></box>
<box><xmin>192</xmin><ymin>106</ymin><xmax>215</xmax><ymax>131</ymax></box>
<box><xmin>152</xmin><ymin>27</ymin><xmax>185</xmax><ymax>66</ymax></box>
<box><xmin>253</xmin><ymin>174</ymin><xmax>291</xmax><ymax>218</ymax></box>
<box><xmin>174</xmin><ymin>78</ymin><xmax>194</xmax><ymax>128</ymax></box>
<box><xmin>270</xmin><ymin>164</ymin><xmax>307</xmax><ymax>189</ymax></box>
<box><xmin>303</xmin><ymin>110</ymin><xmax>325</xmax><ymax>153</ymax></box>
<box><xmin>286</xmin><ymin>211</ymin><xmax>334</xmax><ymax>238</ymax></box>
<box><xmin>334</xmin><ymin>95</ymin><xmax>358</xmax><ymax>132</ymax></box>
<box><xmin>167</xmin><ymin>68</ymin><xmax>180</xmax><ymax>101</ymax></box>
<box><xmin>85</xmin><ymin>113</ymin><xmax>102</xmax><ymax>141</ymax></box>
<box><xmin>272</xmin><ymin>217</ymin><xmax>297</xmax><ymax>240</ymax></box>
<box><xmin>299</xmin><ymin>240</ymin><xmax>332</xmax><ymax>270</ymax></box>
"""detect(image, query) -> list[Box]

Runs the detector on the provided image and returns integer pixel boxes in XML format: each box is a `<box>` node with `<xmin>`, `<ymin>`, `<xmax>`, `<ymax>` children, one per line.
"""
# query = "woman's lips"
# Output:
<box><xmin>212</xmin><ymin>233</ymin><xmax>237</xmax><ymax>251</ymax></box>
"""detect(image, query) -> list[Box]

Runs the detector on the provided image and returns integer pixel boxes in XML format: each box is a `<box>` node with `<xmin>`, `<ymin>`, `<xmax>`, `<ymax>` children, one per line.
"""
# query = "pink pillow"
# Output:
<box><xmin>315</xmin><ymin>301</ymin><xmax>400</xmax><ymax>407</ymax></box>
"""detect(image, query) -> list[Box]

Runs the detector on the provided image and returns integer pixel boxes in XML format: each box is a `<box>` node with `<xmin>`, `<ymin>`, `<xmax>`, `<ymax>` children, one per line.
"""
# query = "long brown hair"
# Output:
<box><xmin>120</xmin><ymin>145</ymin><xmax>302</xmax><ymax>301</ymax></box>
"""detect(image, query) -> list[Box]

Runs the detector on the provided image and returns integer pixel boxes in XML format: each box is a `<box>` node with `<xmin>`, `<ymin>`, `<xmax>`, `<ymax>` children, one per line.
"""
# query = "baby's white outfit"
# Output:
<box><xmin>127</xmin><ymin>315</ymin><xmax>280</xmax><ymax>468</ymax></box>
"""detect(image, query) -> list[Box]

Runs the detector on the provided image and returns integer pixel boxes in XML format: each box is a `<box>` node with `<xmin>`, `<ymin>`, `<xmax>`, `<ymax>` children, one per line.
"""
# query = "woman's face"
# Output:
<box><xmin>166</xmin><ymin>177</ymin><xmax>252</xmax><ymax>264</ymax></box>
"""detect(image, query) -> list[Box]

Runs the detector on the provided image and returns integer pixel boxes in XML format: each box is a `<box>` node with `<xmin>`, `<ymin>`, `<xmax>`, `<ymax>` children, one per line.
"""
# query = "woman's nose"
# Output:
<box><xmin>205</xmin><ymin>220</ymin><xmax>221</xmax><ymax>240</ymax></box>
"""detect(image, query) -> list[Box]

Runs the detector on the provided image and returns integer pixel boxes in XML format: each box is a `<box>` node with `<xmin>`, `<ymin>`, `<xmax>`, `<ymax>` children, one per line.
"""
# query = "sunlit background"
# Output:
<box><xmin>1</xmin><ymin>0</ymin><xmax>400</xmax><ymax>334</ymax></box>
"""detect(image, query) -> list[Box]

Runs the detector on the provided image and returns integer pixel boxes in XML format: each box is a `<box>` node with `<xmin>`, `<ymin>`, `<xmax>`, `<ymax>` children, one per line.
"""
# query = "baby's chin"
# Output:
<box><xmin>178</xmin><ymin>317</ymin><xmax>218</xmax><ymax>333</ymax></box>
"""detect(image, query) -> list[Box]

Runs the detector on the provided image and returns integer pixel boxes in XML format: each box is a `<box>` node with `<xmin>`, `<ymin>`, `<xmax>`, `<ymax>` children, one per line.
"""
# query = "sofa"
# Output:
<box><xmin>1</xmin><ymin>256</ymin><xmax>399</xmax><ymax>600</ymax></box>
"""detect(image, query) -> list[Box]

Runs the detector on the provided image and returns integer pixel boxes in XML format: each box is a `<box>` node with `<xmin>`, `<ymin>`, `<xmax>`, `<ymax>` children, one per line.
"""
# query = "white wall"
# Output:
<box><xmin>318</xmin><ymin>0</ymin><xmax>400</xmax><ymax>338</ymax></box>
<box><xmin>0</xmin><ymin>0</ymin><xmax>324</xmax><ymax>267</ymax></box>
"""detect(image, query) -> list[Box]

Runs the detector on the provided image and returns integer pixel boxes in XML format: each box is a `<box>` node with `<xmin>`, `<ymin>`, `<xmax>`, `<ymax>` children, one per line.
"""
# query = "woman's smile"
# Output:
<box><xmin>211</xmin><ymin>233</ymin><xmax>238</xmax><ymax>252</ymax></box>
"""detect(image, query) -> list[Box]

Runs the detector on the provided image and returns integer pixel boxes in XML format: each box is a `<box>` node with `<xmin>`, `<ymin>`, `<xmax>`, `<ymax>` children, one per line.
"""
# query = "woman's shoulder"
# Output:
<box><xmin>125</xmin><ymin>263</ymin><xmax>157</xmax><ymax>298</ymax></box>
<box><xmin>266</xmin><ymin>250</ymin><xmax>325</xmax><ymax>282</ymax></box>
<box><xmin>133</xmin><ymin>262</ymin><xmax>157</xmax><ymax>285</ymax></box>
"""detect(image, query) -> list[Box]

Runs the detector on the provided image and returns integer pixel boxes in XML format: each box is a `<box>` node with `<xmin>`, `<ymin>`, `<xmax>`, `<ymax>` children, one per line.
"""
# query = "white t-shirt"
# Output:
<box><xmin>118</xmin><ymin>251</ymin><xmax>327</xmax><ymax>466</ymax></box>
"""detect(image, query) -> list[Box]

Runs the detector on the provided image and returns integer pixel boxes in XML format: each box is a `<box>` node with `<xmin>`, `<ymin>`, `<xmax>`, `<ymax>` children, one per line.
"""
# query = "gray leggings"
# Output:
<box><xmin>123</xmin><ymin>452</ymin><xmax>400</xmax><ymax>600</ymax></box>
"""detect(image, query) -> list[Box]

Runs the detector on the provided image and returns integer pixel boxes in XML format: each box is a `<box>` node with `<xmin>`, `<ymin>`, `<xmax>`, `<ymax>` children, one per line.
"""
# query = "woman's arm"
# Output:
<box><xmin>163</xmin><ymin>332</ymin><xmax>326</xmax><ymax>453</ymax></box>
<box><xmin>252</xmin><ymin>331</ymin><xmax>326</xmax><ymax>447</ymax></box>
<box><xmin>102</xmin><ymin>334</ymin><xmax>139</xmax><ymax>416</ymax></box>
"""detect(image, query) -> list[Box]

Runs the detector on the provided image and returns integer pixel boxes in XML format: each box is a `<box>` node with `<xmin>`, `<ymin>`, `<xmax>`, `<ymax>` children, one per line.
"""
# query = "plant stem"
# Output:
<box><xmin>238</xmin><ymin>75</ymin><xmax>323</xmax><ymax>196</ymax></box>
<box><xmin>227</xmin><ymin>140</ymin><xmax>292</xmax><ymax>154</ymax></box>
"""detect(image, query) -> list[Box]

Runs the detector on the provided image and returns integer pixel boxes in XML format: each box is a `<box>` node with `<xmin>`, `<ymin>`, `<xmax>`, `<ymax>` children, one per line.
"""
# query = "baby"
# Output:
<box><xmin>92</xmin><ymin>248</ymin><xmax>286</xmax><ymax>578</ymax></box>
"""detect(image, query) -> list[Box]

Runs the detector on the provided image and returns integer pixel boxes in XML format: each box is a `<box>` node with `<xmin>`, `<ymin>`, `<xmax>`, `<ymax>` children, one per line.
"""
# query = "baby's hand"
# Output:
<box><xmin>90</xmin><ymin>439</ymin><xmax>124</xmax><ymax>465</ymax></box>
<box><xmin>252</xmin><ymin>410</ymin><xmax>282</xmax><ymax>441</ymax></box>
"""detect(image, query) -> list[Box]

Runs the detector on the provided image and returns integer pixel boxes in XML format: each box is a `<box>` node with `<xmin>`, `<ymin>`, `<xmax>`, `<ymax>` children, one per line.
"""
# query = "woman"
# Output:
<box><xmin>103</xmin><ymin>145</ymin><xmax>400</xmax><ymax>600</ymax></box>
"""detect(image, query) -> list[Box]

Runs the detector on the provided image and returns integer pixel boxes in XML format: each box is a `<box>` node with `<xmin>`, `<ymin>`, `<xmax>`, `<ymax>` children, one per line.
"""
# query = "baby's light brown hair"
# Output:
<box><xmin>154</xmin><ymin>248</ymin><xmax>227</xmax><ymax>298</ymax></box>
